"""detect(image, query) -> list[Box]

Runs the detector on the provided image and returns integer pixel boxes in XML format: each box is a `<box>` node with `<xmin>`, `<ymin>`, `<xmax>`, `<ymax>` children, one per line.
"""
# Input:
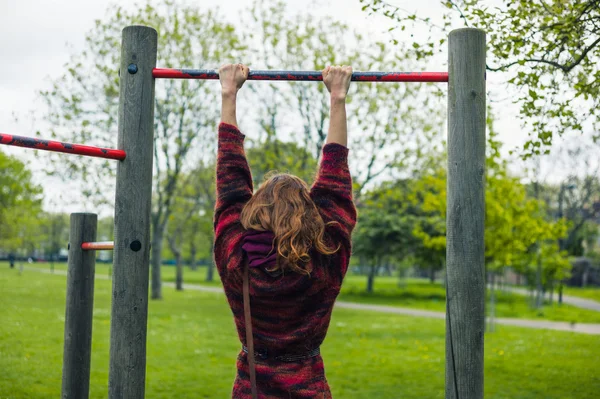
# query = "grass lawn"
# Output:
<box><xmin>15</xmin><ymin>261</ymin><xmax>600</xmax><ymax>324</ymax></box>
<box><xmin>563</xmin><ymin>286</ymin><xmax>600</xmax><ymax>302</ymax></box>
<box><xmin>1</xmin><ymin>267</ymin><xmax>599</xmax><ymax>398</ymax></box>
<box><xmin>339</xmin><ymin>275</ymin><xmax>600</xmax><ymax>324</ymax></box>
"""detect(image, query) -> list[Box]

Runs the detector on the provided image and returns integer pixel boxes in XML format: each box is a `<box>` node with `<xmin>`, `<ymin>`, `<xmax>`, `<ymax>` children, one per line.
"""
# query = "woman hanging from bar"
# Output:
<box><xmin>213</xmin><ymin>63</ymin><xmax>357</xmax><ymax>398</ymax></box>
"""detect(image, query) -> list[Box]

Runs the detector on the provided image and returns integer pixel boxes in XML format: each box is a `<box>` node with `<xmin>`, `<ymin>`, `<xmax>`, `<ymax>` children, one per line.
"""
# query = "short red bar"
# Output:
<box><xmin>81</xmin><ymin>241</ymin><xmax>114</xmax><ymax>250</ymax></box>
<box><xmin>0</xmin><ymin>133</ymin><xmax>126</xmax><ymax>160</ymax></box>
<box><xmin>153</xmin><ymin>68</ymin><xmax>449</xmax><ymax>83</ymax></box>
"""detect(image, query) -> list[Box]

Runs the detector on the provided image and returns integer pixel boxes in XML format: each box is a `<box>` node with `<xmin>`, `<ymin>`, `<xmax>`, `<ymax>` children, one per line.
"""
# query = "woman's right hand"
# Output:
<box><xmin>322</xmin><ymin>65</ymin><xmax>353</xmax><ymax>101</ymax></box>
<box><xmin>219</xmin><ymin>64</ymin><xmax>249</xmax><ymax>96</ymax></box>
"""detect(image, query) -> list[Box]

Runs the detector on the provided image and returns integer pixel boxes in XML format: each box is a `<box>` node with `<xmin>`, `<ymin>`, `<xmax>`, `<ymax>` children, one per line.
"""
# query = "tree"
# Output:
<box><xmin>165</xmin><ymin>163</ymin><xmax>215</xmax><ymax>289</ymax></box>
<box><xmin>540</xmin><ymin>241</ymin><xmax>572</xmax><ymax>303</ymax></box>
<box><xmin>353</xmin><ymin>204</ymin><xmax>416</xmax><ymax>293</ymax></box>
<box><xmin>360</xmin><ymin>0</ymin><xmax>600</xmax><ymax>156</ymax></box>
<box><xmin>525</xmin><ymin>140</ymin><xmax>600</xmax><ymax>301</ymax></box>
<box><xmin>556</xmin><ymin>175</ymin><xmax>600</xmax><ymax>255</ymax></box>
<box><xmin>0</xmin><ymin>151</ymin><xmax>43</xmax><ymax>260</ymax></box>
<box><xmin>40</xmin><ymin>0</ymin><xmax>443</xmax><ymax>299</ymax></box>
<box><xmin>409</xmin><ymin>170</ymin><xmax>447</xmax><ymax>283</ymax></box>
<box><xmin>40</xmin><ymin>212</ymin><xmax>69</xmax><ymax>271</ymax></box>
<box><xmin>246</xmin><ymin>139</ymin><xmax>318</xmax><ymax>187</ymax></box>
<box><xmin>243</xmin><ymin>0</ymin><xmax>445</xmax><ymax>199</ymax></box>
<box><xmin>353</xmin><ymin>180</ymin><xmax>423</xmax><ymax>292</ymax></box>
<box><xmin>406</xmin><ymin>116</ymin><xmax>570</xmax><ymax>314</ymax></box>
<box><xmin>40</xmin><ymin>1</ymin><xmax>245</xmax><ymax>299</ymax></box>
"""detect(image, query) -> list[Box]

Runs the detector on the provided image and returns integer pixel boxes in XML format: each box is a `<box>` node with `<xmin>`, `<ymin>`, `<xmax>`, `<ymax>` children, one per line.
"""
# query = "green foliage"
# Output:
<box><xmin>165</xmin><ymin>163</ymin><xmax>215</xmax><ymax>264</ymax></box>
<box><xmin>360</xmin><ymin>0</ymin><xmax>600</xmax><ymax>157</ymax></box>
<box><xmin>556</xmin><ymin>175</ymin><xmax>600</xmax><ymax>256</ymax></box>
<box><xmin>39</xmin><ymin>0</ymin><xmax>244</xmax><ymax>215</ymax></box>
<box><xmin>38</xmin><ymin>212</ymin><xmax>69</xmax><ymax>259</ymax></box>
<box><xmin>0</xmin><ymin>151</ymin><xmax>43</xmax><ymax>252</ymax></box>
<box><xmin>244</xmin><ymin>0</ymin><xmax>445</xmax><ymax>198</ymax></box>
<box><xmin>384</xmin><ymin>115</ymin><xmax>572</xmax><ymax>286</ymax></box>
<box><xmin>353</xmin><ymin>178</ymin><xmax>446</xmax><ymax>289</ymax></box>
<box><xmin>246</xmin><ymin>138</ymin><xmax>318</xmax><ymax>187</ymax></box>
<box><xmin>563</xmin><ymin>285</ymin><xmax>600</xmax><ymax>302</ymax></box>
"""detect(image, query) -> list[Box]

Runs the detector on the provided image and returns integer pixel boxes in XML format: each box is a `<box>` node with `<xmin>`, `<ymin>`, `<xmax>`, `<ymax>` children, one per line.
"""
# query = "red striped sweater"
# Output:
<box><xmin>214</xmin><ymin>122</ymin><xmax>357</xmax><ymax>398</ymax></box>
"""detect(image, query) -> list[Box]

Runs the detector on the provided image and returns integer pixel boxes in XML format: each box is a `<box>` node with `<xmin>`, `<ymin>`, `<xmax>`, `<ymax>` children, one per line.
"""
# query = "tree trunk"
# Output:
<box><xmin>175</xmin><ymin>253</ymin><xmax>183</xmax><ymax>291</ymax></box>
<box><xmin>558</xmin><ymin>283</ymin><xmax>563</xmax><ymax>305</ymax></box>
<box><xmin>535</xmin><ymin>253</ymin><xmax>543</xmax><ymax>309</ymax></box>
<box><xmin>367</xmin><ymin>264</ymin><xmax>376</xmax><ymax>293</ymax></box>
<box><xmin>582</xmin><ymin>265</ymin><xmax>589</xmax><ymax>287</ymax></box>
<box><xmin>151</xmin><ymin>227</ymin><xmax>164</xmax><ymax>299</ymax></box>
<box><xmin>189</xmin><ymin>247</ymin><xmax>197</xmax><ymax>271</ymax></box>
<box><xmin>516</xmin><ymin>273</ymin><xmax>521</xmax><ymax>286</ymax></box>
<box><xmin>397</xmin><ymin>267</ymin><xmax>407</xmax><ymax>289</ymax></box>
<box><xmin>206</xmin><ymin>242</ymin><xmax>215</xmax><ymax>282</ymax></box>
<box><xmin>549</xmin><ymin>282</ymin><xmax>554</xmax><ymax>305</ymax></box>
<box><xmin>429</xmin><ymin>265</ymin><xmax>436</xmax><ymax>284</ymax></box>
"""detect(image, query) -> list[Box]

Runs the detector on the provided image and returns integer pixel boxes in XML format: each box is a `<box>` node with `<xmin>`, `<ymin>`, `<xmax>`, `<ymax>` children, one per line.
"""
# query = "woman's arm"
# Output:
<box><xmin>323</xmin><ymin>65</ymin><xmax>352</xmax><ymax>146</ymax></box>
<box><xmin>214</xmin><ymin>64</ymin><xmax>253</xmax><ymax>280</ymax></box>
<box><xmin>310</xmin><ymin>66</ymin><xmax>357</xmax><ymax>281</ymax></box>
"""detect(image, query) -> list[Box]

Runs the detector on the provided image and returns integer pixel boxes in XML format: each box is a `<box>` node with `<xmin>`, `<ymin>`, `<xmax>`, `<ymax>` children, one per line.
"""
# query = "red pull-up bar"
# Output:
<box><xmin>152</xmin><ymin>68</ymin><xmax>448</xmax><ymax>83</ymax></box>
<box><xmin>82</xmin><ymin>241</ymin><xmax>114</xmax><ymax>250</ymax></box>
<box><xmin>0</xmin><ymin>133</ymin><xmax>126</xmax><ymax>160</ymax></box>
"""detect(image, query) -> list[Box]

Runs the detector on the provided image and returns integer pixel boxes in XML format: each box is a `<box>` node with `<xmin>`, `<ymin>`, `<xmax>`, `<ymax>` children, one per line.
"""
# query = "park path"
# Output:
<box><xmin>24</xmin><ymin>267</ymin><xmax>600</xmax><ymax>335</ymax></box>
<box><xmin>499</xmin><ymin>286</ymin><xmax>600</xmax><ymax>312</ymax></box>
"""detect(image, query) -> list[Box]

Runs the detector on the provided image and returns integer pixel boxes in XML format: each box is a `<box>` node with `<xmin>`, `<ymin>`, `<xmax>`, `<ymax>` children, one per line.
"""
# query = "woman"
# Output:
<box><xmin>214</xmin><ymin>63</ymin><xmax>357</xmax><ymax>398</ymax></box>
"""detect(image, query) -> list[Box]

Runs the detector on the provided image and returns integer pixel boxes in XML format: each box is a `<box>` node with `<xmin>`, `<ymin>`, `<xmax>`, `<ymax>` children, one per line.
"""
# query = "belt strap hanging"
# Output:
<box><xmin>243</xmin><ymin>264</ymin><xmax>258</xmax><ymax>399</ymax></box>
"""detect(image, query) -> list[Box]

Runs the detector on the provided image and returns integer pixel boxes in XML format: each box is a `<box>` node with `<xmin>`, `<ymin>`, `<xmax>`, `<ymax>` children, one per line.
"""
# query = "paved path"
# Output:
<box><xmin>501</xmin><ymin>286</ymin><xmax>600</xmax><ymax>312</ymax></box>
<box><xmin>24</xmin><ymin>267</ymin><xmax>600</xmax><ymax>335</ymax></box>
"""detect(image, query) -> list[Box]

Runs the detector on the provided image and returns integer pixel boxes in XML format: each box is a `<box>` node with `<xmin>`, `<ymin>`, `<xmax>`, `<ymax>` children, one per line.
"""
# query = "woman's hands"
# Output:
<box><xmin>219</xmin><ymin>62</ymin><xmax>351</xmax><ymax>141</ymax></box>
<box><xmin>322</xmin><ymin>65</ymin><xmax>353</xmax><ymax>102</ymax></box>
<box><xmin>219</xmin><ymin>63</ymin><xmax>249</xmax><ymax>97</ymax></box>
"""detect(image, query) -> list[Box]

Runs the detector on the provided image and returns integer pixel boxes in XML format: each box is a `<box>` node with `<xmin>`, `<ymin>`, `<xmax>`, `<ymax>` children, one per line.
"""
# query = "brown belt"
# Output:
<box><xmin>243</xmin><ymin>264</ymin><xmax>258</xmax><ymax>399</ymax></box>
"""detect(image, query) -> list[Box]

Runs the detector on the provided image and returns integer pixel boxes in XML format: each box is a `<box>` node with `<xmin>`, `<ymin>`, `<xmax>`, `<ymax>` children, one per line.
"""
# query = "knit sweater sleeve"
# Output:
<box><xmin>310</xmin><ymin>143</ymin><xmax>357</xmax><ymax>281</ymax></box>
<box><xmin>213</xmin><ymin>122</ymin><xmax>253</xmax><ymax>280</ymax></box>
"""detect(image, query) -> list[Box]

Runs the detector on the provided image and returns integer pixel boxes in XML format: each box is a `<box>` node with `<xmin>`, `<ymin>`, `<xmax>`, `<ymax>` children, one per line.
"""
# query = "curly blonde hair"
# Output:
<box><xmin>240</xmin><ymin>172</ymin><xmax>338</xmax><ymax>275</ymax></box>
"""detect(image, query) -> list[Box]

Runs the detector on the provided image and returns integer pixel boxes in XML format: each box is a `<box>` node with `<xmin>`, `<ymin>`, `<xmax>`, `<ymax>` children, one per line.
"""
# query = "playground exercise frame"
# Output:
<box><xmin>1</xmin><ymin>26</ymin><xmax>486</xmax><ymax>399</ymax></box>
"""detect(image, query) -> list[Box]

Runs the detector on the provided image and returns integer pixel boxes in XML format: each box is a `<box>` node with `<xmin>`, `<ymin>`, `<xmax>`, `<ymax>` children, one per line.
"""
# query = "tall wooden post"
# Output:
<box><xmin>62</xmin><ymin>213</ymin><xmax>97</xmax><ymax>399</ymax></box>
<box><xmin>446</xmin><ymin>28</ymin><xmax>486</xmax><ymax>399</ymax></box>
<box><xmin>109</xmin><ymin>25</ymin><xmax>157</xmax><ymax>399</ymax></box>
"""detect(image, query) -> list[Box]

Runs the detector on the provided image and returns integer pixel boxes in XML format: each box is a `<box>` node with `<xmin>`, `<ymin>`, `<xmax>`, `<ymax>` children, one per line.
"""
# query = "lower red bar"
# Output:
<box><xmin>0</xmin><ymin>133</ymin><xmax>126</xmax><ymax>160</ymax></box>
<box><xmin>81</xmin><ymin>241</ymin><xmax>114</xmax><ymax>250</ymax></box>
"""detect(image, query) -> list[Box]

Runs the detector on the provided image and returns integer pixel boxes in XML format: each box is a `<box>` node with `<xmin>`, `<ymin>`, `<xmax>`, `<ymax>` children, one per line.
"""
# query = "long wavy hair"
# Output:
<box><xmin>240</xmin><ymin>172</ymin><xmax>338</xmax><ymax>275</ymax></box>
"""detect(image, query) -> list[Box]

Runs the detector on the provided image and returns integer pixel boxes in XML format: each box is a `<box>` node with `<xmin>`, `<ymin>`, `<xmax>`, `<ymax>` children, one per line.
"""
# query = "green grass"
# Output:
<box><xmin>339</xmin><ymin>275</ymin><xmax>600</xmax><ymax>324</ymax></box>
<box><xmin>563</xmin><ymin>286</ymin><xmax>600</xmax><ymax>302</ymax></box>
<box><xmin>14</xmin><ymin>261</ymin><xmax>600</xmax><ymax>323</ymax></box>
<box><xmin>1</xmin><ymin>267</ymin><xmax>600</xmax><ymax>398</ymax></box>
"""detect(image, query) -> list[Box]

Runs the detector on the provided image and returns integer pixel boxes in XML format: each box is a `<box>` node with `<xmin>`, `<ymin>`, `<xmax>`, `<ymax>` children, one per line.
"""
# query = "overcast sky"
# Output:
<box><xmin>0</xmin><ymin>0</ymin><xmax>577</xmax><ymax>214</ymax></box>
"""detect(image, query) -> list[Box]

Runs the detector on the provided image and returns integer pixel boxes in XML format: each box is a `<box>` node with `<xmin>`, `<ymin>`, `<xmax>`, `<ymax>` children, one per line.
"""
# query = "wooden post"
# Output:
<box><xmin>62</xmin><ymin>213</ymin><xmax>97</xmax><ymax>399</ymax></box>
<box><xmin>446</xmin><ymin>28</ymin><xmax>486</xmax><ymax>399</ymax></box>
<box><xmin>109</xmin><ymin>25</ymin><xmax>157</xmax><ymax>399</ymax></box>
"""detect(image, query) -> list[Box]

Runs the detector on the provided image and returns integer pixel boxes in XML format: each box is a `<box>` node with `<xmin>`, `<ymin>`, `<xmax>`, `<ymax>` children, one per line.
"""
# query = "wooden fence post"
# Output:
<box><xmin>62</xmin><ymin>212</ymin><xmax>97</xmax><ymax>399</ymax></box>
<box><xmin>108</xmin><ymin>25</ymin><xmax>157</xmax><ymax>399</ymax></box>
<box><xmin>446</xmin><ymin>27</ymin><xmax>486</xmax><ymax>399</ymax></box>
